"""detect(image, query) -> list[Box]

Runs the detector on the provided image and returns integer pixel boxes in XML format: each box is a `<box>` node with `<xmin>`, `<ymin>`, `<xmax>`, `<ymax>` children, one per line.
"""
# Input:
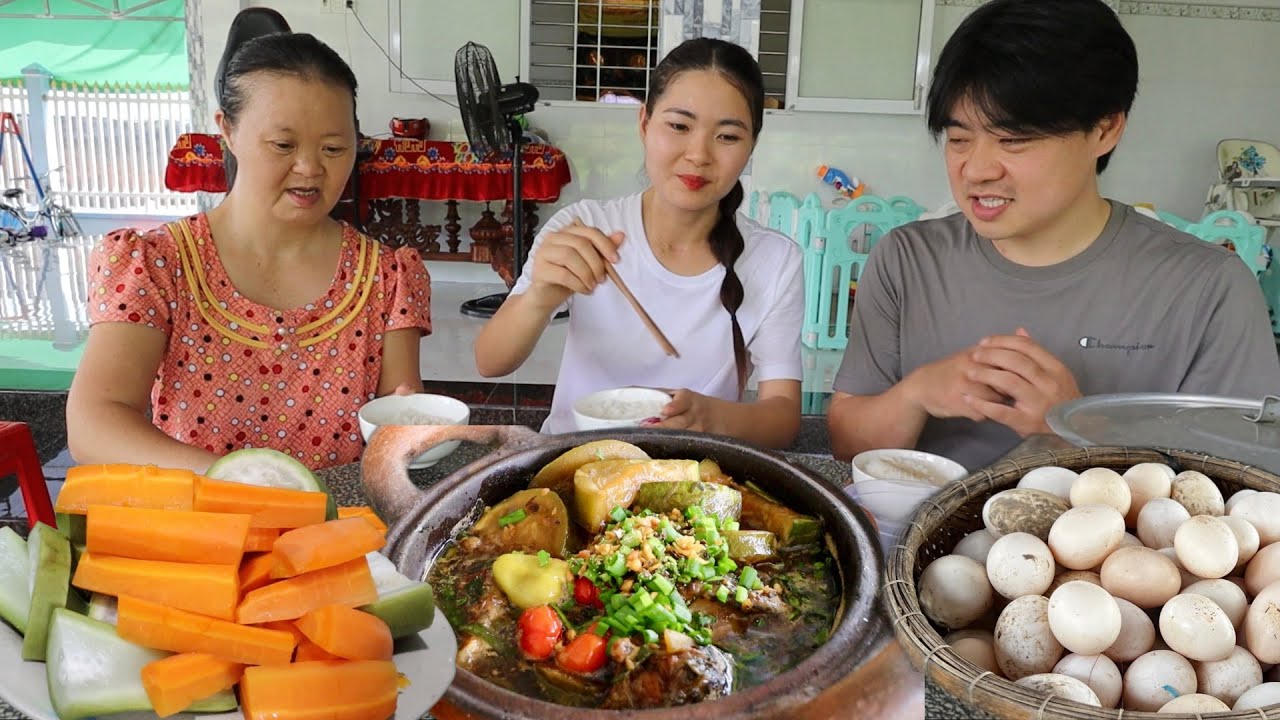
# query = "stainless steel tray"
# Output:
<box><xmin>1047</xmin><ymin>393</ymin><xmax>1280</xmax><ymax>474</ymax></box>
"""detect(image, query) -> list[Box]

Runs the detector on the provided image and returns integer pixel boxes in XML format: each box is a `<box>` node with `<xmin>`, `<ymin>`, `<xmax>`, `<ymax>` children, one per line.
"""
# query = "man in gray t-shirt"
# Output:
<box><xmin>827</xmin><ymin>0</ymin><xmax>1280</xmax><ymax>471</ymax></box>
<box><xmin>831</xmin><ymin>203</ymin><xmax>1280</xmax><ymax>470</ymax></box>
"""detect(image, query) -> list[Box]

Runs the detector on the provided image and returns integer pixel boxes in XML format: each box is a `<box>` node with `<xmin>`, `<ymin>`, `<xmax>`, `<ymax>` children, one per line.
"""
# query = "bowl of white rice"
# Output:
<box><xmin>358</xmin><ymin>393</ymin><xmax>470</xmax><ymax>468</ymax></box>
<box><xmin>848</xmin><ymin>448</ymin><xmax>968</xmax><ymax>525</ymax></box>
<box><xmin>571</xmin><ymin>387</ymin><xmax>672</xmax><ymax>431</ymax></box>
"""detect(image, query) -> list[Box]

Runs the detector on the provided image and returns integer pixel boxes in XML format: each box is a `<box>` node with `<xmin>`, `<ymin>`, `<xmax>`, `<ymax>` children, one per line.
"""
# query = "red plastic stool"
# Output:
<box><xmin>0</xmin><ymin>421</ymin><xmax>55</xmax><ymax>530</ymax></box>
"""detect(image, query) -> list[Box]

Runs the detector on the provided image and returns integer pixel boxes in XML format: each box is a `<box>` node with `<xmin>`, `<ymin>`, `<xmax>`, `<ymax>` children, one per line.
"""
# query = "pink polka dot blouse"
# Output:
<box><xmin>87</xmin><ymin>213</ymin><xmax>432</xmax><ymax>469</ymax></box>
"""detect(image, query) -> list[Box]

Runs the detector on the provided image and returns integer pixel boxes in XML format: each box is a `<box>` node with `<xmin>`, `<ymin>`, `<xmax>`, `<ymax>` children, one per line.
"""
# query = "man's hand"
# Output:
<box><xmin>903</xmin><ymin>348</ymin><xmax>1007</xmax><ymax>422</ymax></box>
<box><xmin>965</xmin><ymin>328</ymin><xmax>1081</xmax><ymax>437</ymax></box>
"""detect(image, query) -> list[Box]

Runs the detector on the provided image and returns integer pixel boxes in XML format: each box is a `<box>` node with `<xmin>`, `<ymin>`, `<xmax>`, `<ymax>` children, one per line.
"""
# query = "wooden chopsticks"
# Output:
<box><xmin>570</xmin><ymin>218</ymin><xmax>680</xmax><ymax>358</ymax></box>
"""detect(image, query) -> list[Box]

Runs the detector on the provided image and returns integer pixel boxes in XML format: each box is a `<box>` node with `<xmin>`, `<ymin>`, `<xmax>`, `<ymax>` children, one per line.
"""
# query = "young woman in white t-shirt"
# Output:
<box><xmin>474</xmin><ymin>38</ymin><xmax>803</xmax><ymax>448</ymax></box>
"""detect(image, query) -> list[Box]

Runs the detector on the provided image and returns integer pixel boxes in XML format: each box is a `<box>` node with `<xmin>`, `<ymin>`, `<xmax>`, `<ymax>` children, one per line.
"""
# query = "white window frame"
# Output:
<box><xmin>782</xmin><ymin>0</ymin><xmax>935</xmax><ymax>115</ymax></box>
<box><xmin>387</xmin><ymin>0</ymin><xmax>533</xmax><ymax>99</ymax></box>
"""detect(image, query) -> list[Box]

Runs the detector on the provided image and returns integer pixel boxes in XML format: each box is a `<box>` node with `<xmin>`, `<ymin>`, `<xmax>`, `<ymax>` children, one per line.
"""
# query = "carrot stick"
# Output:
<box><xmin>240</xmin><ymin>660</ymin><xmax>398</xmax><ymax>720</ymax></box>
<box><xmin>141</xmin><ymin>652</ymin><xmax>244</xmax><ymax>718</ymax></box>
<box><xmin>117</xmin><ymin>595</ymin><xmax>296</xmax><ymax>666</ymax></box>
<box><xmin>86</xmin><ymin>505</ymin><xmax>250</xmax><ymax>565</ymax></box>
<box><xmin>244</xmin><ymin>527</ymin><xmax>280</xmax><ymax>553</ymax></box>
<box><xmin>256</xmin><ymin>620</ymin><xmax>308</xmax><ymax>646</ymax></box>
<box><xmin>73</xmin><ymin>553</ymin><xmax>240</xmax><ymax>621</ymax></box>
<box><xmin>237</xmin><ymin>557</ymin><xmax>377</xmax><ymax>624</ymax></box>
<box><xmin>294</xmin><ymin>605</ymin><xmax>392</xmax><ymax>661</ymax></box>
<box><xmin>239</xmin><ymin>553</ymin><xmax>276</xmax><ymax>594</ymax></box>
<box><xmin>336</xmin><ymin>506</ymin><xmax>388</xmax><ymax>535</ymax></box>
<box><xmin>293</xmin><ymin>638</ymin><xmax>341</xmax><ymax>662</ymax></box>
<box><xmin>270</xmin><ymin>518</ymin><xmax>385</xmax><ymax>578</ymax></box>
<box><xmin>56</xmin><ymin>465</ymin><xmax>195</xmax><ymax>514</ymax></box>
<box><xmin>194</xmin><ymin>477</ymin><xmax>327</xmax><ymax>529</ymax></box>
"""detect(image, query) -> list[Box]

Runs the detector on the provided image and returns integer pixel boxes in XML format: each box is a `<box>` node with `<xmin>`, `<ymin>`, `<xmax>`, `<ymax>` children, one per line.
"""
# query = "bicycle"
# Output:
<box><xmin>0</xmin><ymin>167</ymin><xmax>83</xmax><ymax>245</ymax></box>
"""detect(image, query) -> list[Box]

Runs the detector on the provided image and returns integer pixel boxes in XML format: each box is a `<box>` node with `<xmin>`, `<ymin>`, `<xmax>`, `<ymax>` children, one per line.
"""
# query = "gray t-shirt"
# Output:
<box><xmin>833</xmin><ymin>200</ymin><xmax>1280</xmax><ymax>471</ymax></box>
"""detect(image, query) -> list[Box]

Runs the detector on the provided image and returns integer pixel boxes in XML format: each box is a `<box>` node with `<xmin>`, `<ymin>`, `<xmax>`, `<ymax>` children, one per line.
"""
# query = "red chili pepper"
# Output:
<box><xmin>516</xmin><ymin>605</ymin><xmax>563</xmax><ymax>661</ymax></box>
<box><xmin>574</xmin><ymin>577</ymin><xmax>604</xmax><ymax>609</ymax></box>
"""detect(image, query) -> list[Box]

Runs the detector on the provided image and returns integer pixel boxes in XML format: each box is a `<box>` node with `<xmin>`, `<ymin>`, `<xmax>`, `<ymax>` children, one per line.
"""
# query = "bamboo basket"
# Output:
<box><xmin>883</xmin><ymin>445</ymin><xmax>1280</xmax><ymax>720</ymax></box>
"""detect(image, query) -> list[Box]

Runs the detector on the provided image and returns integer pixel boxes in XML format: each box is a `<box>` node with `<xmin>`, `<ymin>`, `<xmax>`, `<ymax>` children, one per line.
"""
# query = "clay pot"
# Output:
<box><xmin>361</xmin><ymin>425</ymin><xmax>891</xmax><ymax>719</ymax></box>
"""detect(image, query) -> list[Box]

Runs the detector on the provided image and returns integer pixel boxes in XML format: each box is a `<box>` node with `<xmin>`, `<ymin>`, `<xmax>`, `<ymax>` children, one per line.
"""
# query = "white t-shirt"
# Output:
<box><xmin>510</xmin><ymin>193</ymin><xmax>805</xmax><ymax>434</ymax></box>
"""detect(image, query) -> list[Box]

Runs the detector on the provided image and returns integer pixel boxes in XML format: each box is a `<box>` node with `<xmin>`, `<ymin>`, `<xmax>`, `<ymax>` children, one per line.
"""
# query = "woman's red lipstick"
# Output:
<box><xmin>678</xmin><ymin>175</ymin><xmax>709</xmax><ymax>190</ymax></box>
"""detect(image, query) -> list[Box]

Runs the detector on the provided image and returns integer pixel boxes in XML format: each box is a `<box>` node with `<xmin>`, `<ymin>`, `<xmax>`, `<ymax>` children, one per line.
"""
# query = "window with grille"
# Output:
<box><xmin>759</xmin><ymin>0</ymin><xmax>791</xmax><ymax>110</ymax></box>
<box><xmin>528</xmin><ymin>0</ymin><xmax>661</xmax><ymax>104</ymax></box>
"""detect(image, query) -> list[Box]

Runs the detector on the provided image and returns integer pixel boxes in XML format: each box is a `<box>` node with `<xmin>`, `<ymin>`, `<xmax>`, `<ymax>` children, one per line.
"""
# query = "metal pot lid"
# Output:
<box><xmin>1047</xmin><ymin>393</ymin><xmax>1280</xmax><ymax>474</ymax></box>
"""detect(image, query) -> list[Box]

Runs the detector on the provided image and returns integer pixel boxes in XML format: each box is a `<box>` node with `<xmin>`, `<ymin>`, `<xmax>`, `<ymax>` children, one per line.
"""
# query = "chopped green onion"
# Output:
<box><xmin>593</xmin><ymin>622</ymin><xmax>610</xmax><ymax>637</ymax></box>
<box><xmin>642</xmin><ymin>628</ymin><xmax>659</xmax><ymax>645</ymax></box>
<box><xmin>735</xmin><ymin>585</ymin><xmax>749</xmax><ymax>604</ymax></box>
<box><xmin>537</xmin><ymin>550</ymin><xmax>550</xmax><ymax>567</ymax></box>
<box><xmin>610</xmin><ymin>506</ymin><xmax>628</xmax><ymax>523</ymax></box>
<box><xmin>651</xmin><ymin>575</ymin><xmax>674</xmax><ymax>596</ymax></box>
<box><xmin>605</xmin><ymin>552</ymin><xmax>627</xmax><ymax>577</ymax></box>
<box><xmin>629</xmin><ymin>590</ymin><xmax>654</xmax><ymax>612</ymax></box>
<box><xmin>723</xmin><ymin>520</ymin><xmax>740</xmax><ymax>532</ymax></box>
<box><xmin>497</xmin><ymin>508</ymin><xmax>527</xmax><ymax>527</ymax></box>
<box><xmin>740</xmin><ymin>566</ymin><xmax>760</xmax><ymax>590</ymax></box>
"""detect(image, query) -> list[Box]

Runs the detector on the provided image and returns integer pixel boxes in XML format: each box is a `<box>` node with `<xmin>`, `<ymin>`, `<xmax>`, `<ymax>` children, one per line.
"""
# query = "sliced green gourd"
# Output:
<box><xmin>23</xmin><ymin>522</ymin><xmax>76</xmax><ymax>660</ymax></box>
<box><xmin>472</xmin><ymin>488</ymin><xmax>570</xmax><ymax>557</ymax></box>
<box><xmin>205</xmin><ymin>447</ymin><xmax>338</xmax><ymax>520</ymax></box>
<box><xmin>573</xmin><ymin>459</ymin><xmax>699</xmax><ymax>531</ymax></box>
<box><xmin>45</xmin><ymin>607</ymin><xmax>234</xmax><ymax>720</ymax></box>
<box><xmin>0</xmin><ymin>526</ymin><xmax>31</xmax><ymax>633</ymax></box>
<box><xmin>360</xmin><ymin>552</ymin><xmax>435</xmax><ymax>639</ymax></box>
<box><xmin>723</xmin><ymin>530</ymin><xmax>778</xmax><ymax>564</ymax></box>
<box><xmin>739</xmin><ymin>486</ymin><xmax>822</xmax><ymax>547</ymax></box>
<box><xmin>188</xmin><ymin>690</ymin><xmax>239</xmax><ymax>713</ymax></box>
<box><xmin>631</xmin><ymin>481</ymin><xmax>742</xmax><ymax>522</ymax></box>
<box><xmin>54</xmin><ymin>512</ymin><xmax>87</xmax><ymax>545</ymax></box>
<box><xmin>87</xmin><ymin>593</ymin><xmax>117</xmax><ymax>625</ymax></box>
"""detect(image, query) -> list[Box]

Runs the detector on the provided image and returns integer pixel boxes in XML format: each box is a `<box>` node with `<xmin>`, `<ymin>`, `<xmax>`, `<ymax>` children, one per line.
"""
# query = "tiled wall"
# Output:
<box><xmin>196</xmin><ymin>0</ymin><xmax>1280</xmax><ymax>278</ymax></box>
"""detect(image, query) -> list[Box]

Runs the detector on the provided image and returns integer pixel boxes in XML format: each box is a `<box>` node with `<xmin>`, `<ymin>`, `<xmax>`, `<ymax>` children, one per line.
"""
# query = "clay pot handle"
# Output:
<box><xmin>360</xmin><ymin>424</ymin><xmax>543</xmax><ymax>525</ymax></box>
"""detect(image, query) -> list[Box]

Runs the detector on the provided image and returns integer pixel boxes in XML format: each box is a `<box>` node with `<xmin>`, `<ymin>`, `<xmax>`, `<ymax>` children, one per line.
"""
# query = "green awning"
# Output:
<box><xmin>0</xmin><ymin>0</ymin><xmax>188</xmax><ymax>88</ymax></box>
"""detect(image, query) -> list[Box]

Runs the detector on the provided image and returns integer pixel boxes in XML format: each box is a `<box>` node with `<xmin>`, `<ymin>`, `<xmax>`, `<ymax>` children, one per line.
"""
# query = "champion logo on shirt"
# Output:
<box><xmin>1079</xmin><ymin>336</ymin><xmax>1156</xmax><ymax>352</ymax></box>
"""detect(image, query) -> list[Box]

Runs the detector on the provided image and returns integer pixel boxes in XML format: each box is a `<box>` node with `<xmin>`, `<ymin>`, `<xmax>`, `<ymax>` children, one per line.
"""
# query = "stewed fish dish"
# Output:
<box><xmin>429</xmin><ymin>439</ymin><xmax>842</xmax><ymax>709</ymax></box>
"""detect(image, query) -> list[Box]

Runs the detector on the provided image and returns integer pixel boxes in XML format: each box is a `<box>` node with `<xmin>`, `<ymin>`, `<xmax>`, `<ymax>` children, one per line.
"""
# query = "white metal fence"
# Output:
<box><xmin>0</xmin><ymin>70</ymin><xmax>197</xmax><ymax>216</ymax></box>
<box><xmin>0</xmin><ymin>80</ymin><xmax>34</xmax><ymax>200</ymax></box>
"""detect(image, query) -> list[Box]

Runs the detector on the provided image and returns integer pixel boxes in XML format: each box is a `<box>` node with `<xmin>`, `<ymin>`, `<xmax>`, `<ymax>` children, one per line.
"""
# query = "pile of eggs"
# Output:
<box><xmin>916</xmin><ymin>462</ymin><xmax>1280</xmax><ymax>713</ymax></box>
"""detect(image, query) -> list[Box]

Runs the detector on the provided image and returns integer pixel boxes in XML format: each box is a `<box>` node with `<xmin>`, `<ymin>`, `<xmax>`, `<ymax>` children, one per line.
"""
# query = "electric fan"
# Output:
<box><xmin>455</xmin><ymin>42</ymin><xmax>542</xmax><ymax>319</ymax></box>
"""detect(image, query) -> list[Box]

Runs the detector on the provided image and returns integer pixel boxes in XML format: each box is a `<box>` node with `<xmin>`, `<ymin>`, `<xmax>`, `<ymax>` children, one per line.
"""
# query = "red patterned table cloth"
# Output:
<box><xmin>164</xmin><ymin>133</ymin><xmax>572</xmax><ymax>203</ymax></box>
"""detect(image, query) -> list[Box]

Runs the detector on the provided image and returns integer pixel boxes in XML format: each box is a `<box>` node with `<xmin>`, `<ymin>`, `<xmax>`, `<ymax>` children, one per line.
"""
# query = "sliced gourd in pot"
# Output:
<box><xmin>360</xmin><ymin>551</ymin><xmax>436</xmax><ymax>639</ymax></box>
<box><xmin>0</xmin><ymin>526</ymin><xmax>31</xmax><ymax>633</ymax></box>
<box><xmin>631</xmin><ymin>481</ymin><xmax>742</xmax><ymax>522</ymax></box>
<box><xmin>739</xmin><ymin>486</ymin><xmax>822</xmax><ymax>547</ymax></box>
<box><xmin>205</xmin><ymin>447</ymin><xmax>338</xmax><ymax>521</ymax></box>
<box><xmin>723</xmin><ymin>530</ymin><xmax>778</xmax><ymax>564</ymax></box>
<box><xmin>472</xmin><ymin>488</ymin><xmax>570</xmax><ymax>557</ymax></box>
<box><xmin>45</xmin><ymin>608</ymin><xmax>235</xmax><ymax>720</ymax></box>
<box><xmin>530</xmin><ymin>440</ymin><xmax>650</xmax><ymax>500</ymax></box>
<box><xmin>574</xmin><ymin>459</ymin><xmax>699</xmax><ymax>532</ymax></box>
